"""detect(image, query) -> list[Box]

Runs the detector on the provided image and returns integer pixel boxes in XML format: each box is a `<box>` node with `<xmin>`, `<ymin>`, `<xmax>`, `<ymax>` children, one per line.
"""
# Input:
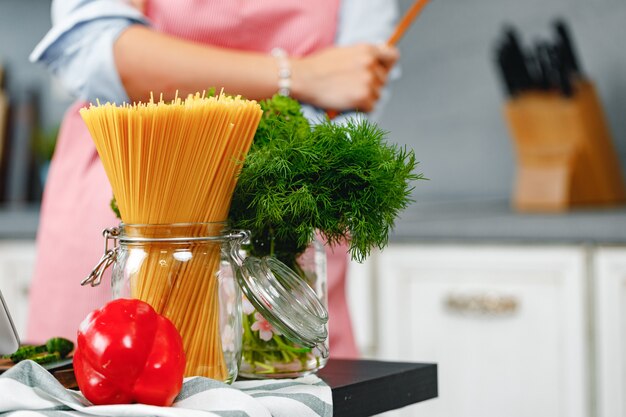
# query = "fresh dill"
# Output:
<box><xmin>229</xmin><ymin>95</ymin><xmax>423</xmax><ymax>264</ymax></box>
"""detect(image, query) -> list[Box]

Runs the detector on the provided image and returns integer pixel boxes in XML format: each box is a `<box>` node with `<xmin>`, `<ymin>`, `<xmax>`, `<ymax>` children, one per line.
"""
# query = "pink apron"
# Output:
<box><xmin>28</xmin><ymin>0</ymin><xmax>359</xmax><ymax>358</ymax></box>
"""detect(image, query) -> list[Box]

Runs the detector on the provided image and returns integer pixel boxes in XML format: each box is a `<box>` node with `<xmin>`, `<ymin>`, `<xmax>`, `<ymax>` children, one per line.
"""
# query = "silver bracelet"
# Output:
<box><xmin>271</xmin><ymin>47</ymin><xmax>291</xmax><ymax>97</ymax></box>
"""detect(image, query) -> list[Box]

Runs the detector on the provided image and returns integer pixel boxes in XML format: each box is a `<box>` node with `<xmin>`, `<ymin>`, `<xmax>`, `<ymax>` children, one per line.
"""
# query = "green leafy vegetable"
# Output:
<box><xmin>30</xmin><ymin>352</ymin><xmax>62</xmax><ymax>365</ymax></box>
<box><xmin>111</xmin><ymin>197</ymin><xmax>121</xmax><ymax>220</ymax></box>
<box><xmin>4</xmin><ymin>337</ymin><xmax>74</xmax><ymax>364</ymax></box>
<box><xmin>46</xmin><ymin>337</ymin><xmax>75</xmax><ymax>358</ymax></box>
<box><xmin>229</xmin><ymin>95</ymin><xmax>423</xmax><ymax>263</ymax></box>
<box><xmin>4</xmin><ymin>345</ymin><xmax>46</xmax><ymax>362</ymax></box>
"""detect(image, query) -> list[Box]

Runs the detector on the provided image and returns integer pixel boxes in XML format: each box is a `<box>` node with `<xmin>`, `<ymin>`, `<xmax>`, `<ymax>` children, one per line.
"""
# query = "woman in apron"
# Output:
<box><xmin>27</xmin><ymin>0</ymin><xmax>399</xmax><ymax>358</ymax></box>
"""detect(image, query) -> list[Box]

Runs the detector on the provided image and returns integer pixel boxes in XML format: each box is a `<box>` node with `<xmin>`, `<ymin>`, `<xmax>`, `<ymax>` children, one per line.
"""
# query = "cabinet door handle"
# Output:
<box><xmin>444</xmin><ymin>292</ymin><xmax>519</xmax><ymax>316</ymax></box>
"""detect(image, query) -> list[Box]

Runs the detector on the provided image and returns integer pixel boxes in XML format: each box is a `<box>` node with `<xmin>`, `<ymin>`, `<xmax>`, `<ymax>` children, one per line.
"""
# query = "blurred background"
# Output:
<box><xmin>2</xmin><ymin>0</ymin><xmax>626</xmax><ymax>416</ymax></box>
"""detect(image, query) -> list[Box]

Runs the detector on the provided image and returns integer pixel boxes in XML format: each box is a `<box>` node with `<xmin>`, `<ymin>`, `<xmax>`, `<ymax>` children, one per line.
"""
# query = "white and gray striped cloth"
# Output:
<box><xmin>0</xmin><ymin>361</ymin><xmax>332</xmax><ymax>417</ymax></box>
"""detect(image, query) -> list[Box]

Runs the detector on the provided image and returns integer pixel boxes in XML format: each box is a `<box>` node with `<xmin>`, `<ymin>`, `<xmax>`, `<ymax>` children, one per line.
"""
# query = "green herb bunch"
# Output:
<box><xmin>228</xmin><ymin>95</ymin><xmax>423</xmax><ymax>264</ymax></box>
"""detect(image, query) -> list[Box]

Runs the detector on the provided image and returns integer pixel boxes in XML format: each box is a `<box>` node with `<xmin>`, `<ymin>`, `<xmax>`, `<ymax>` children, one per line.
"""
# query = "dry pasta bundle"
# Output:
<box><xmin>80</xmin><ymin>92</ymin><xmax>263</xmax><ymax>379</ymax></box>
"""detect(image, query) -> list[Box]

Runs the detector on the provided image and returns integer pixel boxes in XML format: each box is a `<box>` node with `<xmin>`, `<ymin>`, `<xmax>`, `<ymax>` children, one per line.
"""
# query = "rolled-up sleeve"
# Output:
<box><xmin>30</xmin><ymin>0</ymin><xmax>148</xmax><ymax>104</ymax></box>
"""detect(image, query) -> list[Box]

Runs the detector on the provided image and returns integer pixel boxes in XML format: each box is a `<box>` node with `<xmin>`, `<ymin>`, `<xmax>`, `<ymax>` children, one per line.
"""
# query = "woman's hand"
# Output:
<box><xmin>290</xmin><ymin>43</ymin><xmax>399</xmax><ymax>113</ymax></box>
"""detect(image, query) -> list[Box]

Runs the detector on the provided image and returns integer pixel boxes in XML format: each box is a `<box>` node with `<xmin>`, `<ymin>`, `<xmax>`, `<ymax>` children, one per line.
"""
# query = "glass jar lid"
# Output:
<box><xmin>238</xmin><ymin>255</ymin><xmax>329</xmax><ymax>349</ymax></box>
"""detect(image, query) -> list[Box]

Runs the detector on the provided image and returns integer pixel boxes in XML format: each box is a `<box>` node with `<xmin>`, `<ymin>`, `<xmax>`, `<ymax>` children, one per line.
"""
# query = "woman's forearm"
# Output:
<box><xmin>114</xmin><ymin>25</ymin><xmax>280</xmax><ymax>102</ymax></box>
<box><xmin>114</xmin><ymin>24</ymin><xmax>399</xmax><ymax>112</ymax></box>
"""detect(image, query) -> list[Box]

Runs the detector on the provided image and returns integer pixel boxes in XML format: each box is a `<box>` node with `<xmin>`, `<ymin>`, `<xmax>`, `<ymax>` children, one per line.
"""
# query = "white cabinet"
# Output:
<box><xmin>0</xmin><ymin>240</ymin><xmax>36</xmax><ymax>339</ymax></box>
<box><xmin>372</xmin><ymin>244</ymin><xmax>590</xmax><ymax>417</ymax></box>
<box><xmin>594</xmin><ymin>247</ymin><xmax>626</xmax><ymax>417</ymax></box>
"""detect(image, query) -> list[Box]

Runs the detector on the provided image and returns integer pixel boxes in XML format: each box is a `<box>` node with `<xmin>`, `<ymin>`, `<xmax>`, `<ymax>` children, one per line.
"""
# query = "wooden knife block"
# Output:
<box><xmin>504</xmin><ymin>80</ymin><xmax>625</xmax><ymax>212</ymax></box>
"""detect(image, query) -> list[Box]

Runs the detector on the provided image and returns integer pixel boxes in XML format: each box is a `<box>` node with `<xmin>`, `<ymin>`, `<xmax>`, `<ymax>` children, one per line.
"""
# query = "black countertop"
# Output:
<box><xmin>3</xmin><ymin>199</ymin><xmax>626</xmax><ymax>244</ymax></box>
<box><xmin>318</xmin><ymin>359</ymin><xmax>438</xmax><ymax>416</ymax></box>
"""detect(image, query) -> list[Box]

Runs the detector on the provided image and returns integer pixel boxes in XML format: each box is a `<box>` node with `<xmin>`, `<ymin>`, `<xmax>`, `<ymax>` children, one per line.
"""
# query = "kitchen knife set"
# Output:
<box><xmin>495</xmin><ymin>19</ymin><xmax>583</xmax><ymax>98</ymax></box>
<box><xmin>496</xmin><ymin>19</ymin><xmax>625</xmax><ymax>212</ymax></box>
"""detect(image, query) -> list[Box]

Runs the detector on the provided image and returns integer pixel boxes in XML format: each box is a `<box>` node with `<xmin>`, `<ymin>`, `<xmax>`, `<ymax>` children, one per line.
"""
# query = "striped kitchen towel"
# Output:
<box><xmin>0</xmin><ymin>360</ymin><xmax>332</xmax><ymax>417</ymax></box>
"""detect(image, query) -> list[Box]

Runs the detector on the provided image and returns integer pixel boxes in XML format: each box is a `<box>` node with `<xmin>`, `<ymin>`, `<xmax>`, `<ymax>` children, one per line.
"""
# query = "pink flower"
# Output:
<box><xmin>251</xmin><ymin>312</ymin><xmax>279</xmax><ymax>341</ymax></box>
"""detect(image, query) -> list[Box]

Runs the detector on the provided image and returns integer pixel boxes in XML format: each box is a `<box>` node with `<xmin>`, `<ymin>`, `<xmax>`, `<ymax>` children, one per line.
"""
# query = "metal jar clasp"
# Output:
<box><xmin>81</xmin><ymin>228</ymin><xmax>120</xmax><ymax>287</ymax></box>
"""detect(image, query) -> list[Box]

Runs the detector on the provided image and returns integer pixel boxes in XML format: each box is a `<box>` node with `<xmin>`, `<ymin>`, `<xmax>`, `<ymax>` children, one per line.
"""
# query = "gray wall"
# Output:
<box><xmin>2</xmin><ymin>0</ymin><xmax>626</xmax><ymax>202</ymax></box>
<box><xmin>0</xmin><ymin>0</ymin><xmax>73</xmax><ymax>129</ymax></box>
<box><xmin>384</xmin><ymin>0</ymin><xmax>626</xmax><ymax>201</ymax></box>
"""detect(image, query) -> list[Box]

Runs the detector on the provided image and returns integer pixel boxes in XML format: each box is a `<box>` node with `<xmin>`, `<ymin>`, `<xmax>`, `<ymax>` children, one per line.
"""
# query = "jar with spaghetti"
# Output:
<box><xmin>238</xmin><ymin>238</ymin><xmax>329</xmax><ymax>379</ymax></box>
<box><xmin>83</xmin><ymin>222</ymin><xmax>329</xmax><ymax>383</ymax></box>
<box><xmin>83</xmin><ymin>223</ymin><xmax>244</xmax><ymax>382</ymax></box>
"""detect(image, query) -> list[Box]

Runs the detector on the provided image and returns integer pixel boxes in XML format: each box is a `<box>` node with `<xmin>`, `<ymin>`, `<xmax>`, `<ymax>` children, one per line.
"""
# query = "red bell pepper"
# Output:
<box><xmin>73</xmin><ymin>298</ymin><xmax>186</xmax><ymax>406</ymax></box>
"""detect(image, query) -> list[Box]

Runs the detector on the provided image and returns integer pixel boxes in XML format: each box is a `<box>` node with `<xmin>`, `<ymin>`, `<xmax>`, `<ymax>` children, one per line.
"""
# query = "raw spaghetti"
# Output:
<box><xmin>80</xmin><ymin>92</ymin><xmax>262</xmax><ymax>379</ymax></box>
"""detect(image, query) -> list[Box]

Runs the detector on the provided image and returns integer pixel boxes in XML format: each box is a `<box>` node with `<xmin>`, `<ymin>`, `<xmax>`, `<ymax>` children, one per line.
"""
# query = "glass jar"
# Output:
<box><xmin>238</xmin><ymin>238</ymin><xmax>329</xmax><ymax>378</ymax></box>
<box><xmin>83</xmin><ymin>223</ymin><xmax>329</xmax><ymax>382</ymax></box>
<box><xmin>85</xmin><ymin>223</ymin><xmax>245</xmax><ymax>382</ymax></box>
